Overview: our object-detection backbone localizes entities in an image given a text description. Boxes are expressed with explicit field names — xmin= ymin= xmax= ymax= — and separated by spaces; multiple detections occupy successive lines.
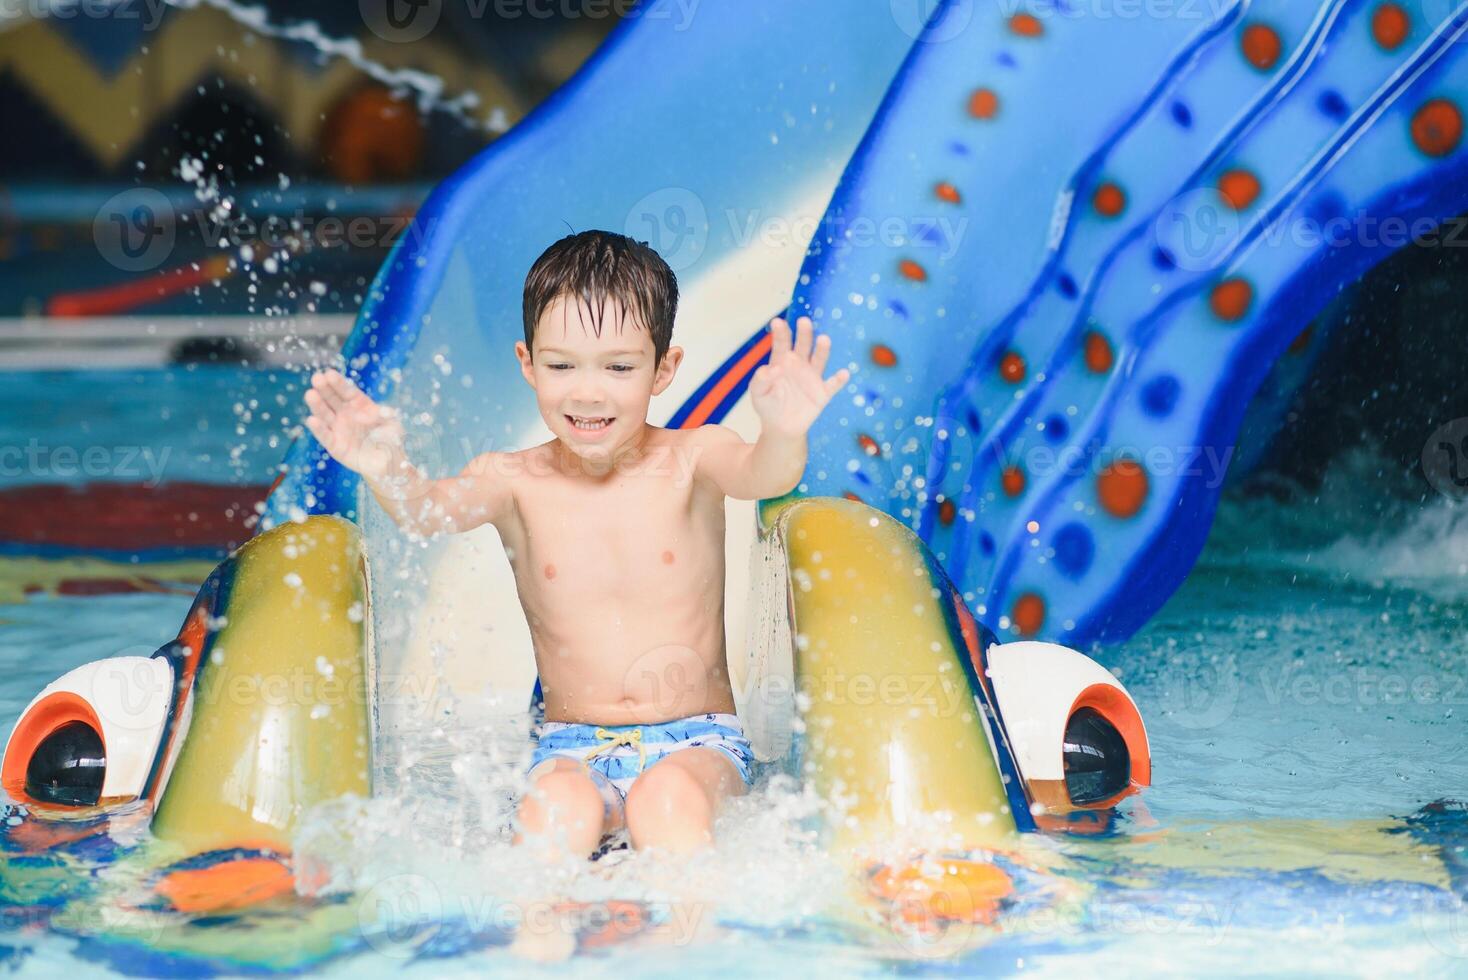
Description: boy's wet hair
xmin=523 ymin=230 xmax=679 ymax=365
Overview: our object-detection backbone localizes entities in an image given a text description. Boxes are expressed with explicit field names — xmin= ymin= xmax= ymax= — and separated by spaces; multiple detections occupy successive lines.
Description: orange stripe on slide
xmin=155 ymin=855 xmax=295 ymax=913
xmin=678 ymin=332 xmax=773 ymax=429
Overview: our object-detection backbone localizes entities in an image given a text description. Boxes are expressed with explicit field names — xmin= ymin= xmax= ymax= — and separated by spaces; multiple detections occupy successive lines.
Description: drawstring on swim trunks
xmin=585 ymin=727 xmax=647 ymax=773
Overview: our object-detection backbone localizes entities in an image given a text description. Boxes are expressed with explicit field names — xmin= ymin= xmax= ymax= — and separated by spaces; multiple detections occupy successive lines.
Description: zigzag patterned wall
xmin=0 ymin=7 xmax=530 ymax=171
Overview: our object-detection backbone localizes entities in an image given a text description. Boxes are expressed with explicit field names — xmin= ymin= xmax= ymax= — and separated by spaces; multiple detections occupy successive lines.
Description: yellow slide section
xmin=151 ymin=516 xmax=372 ymax=853
xmin=763 ymin=497 xmax=1019 ymax=854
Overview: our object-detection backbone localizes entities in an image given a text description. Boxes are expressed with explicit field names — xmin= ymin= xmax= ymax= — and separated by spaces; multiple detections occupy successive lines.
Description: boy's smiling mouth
xmin=567 ymin=414 xmax=614 ymax=431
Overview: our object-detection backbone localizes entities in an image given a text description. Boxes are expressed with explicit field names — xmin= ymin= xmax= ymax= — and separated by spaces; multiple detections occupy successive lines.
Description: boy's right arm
xmin=304 ymin=370 xmax=513 ymax=536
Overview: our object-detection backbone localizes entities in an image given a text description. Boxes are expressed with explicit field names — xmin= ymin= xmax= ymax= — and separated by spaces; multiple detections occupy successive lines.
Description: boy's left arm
xmin=695 ymin=316 xmax=849 ymax=501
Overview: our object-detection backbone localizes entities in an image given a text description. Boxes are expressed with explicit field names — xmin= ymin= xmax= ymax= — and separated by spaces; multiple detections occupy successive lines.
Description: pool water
xmin=1 ymin=367 xmax=1466 ymax=977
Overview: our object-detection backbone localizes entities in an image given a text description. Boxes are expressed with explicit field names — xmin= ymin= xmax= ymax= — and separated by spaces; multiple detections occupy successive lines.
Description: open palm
xmin=749 ymin=316 xmax=850 ymax=436
xmin=303 ymin=369 xmax=406 ymax=480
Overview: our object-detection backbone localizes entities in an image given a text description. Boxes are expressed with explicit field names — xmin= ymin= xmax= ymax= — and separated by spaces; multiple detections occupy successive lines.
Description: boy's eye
xmin=609 ymin=364 xmax=634 ymax=373
xmin=547 ymin=364 xmax=571 ymax=371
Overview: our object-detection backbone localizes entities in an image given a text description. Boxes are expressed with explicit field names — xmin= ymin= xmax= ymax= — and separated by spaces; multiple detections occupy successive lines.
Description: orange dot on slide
xmin=935 ymin=181 xmax=962 ymax=204
xmin=870 ymin=343 xmax=898 ymax=367
xmin=1009 ymin=13 xmax=1044 ymax=37
xmin=1412 ymin=99 xmax=1464 ymax=158
xmin=899 ymin=258 xmax=928 ymax=282
xmin=1372 ymin=4 xmax=1409 ymax=51
xmin=1218 ymin=169 xmax=1261 ymax=210
xmin=1083 ymin=330 xmax=1114 ymax=373
xmin=1092 ymin=182 xmax=1126 ymax=218
xmin=999 ymin=351 xmax=1026 ymax=383
xmin=938 ymin=498 xmax=957 ymax=526
xmin=857 ymin=434 xmax=880 ymax=456
xmin=1097 ymin=459 xmax=1148 ymax=518
xmin=968 ymin=88 xmax=1000 ymax=120
xmin=843 ymin=491 xmax=864 ymax=502
xmin=1011 ymin=593 xmax=1046 ymax=637
xmin=1210 ymin=278 xmax=1254 ymax=322
xmin=1241 ymin=23 xmax=1282 ymax=71
xmin=1001 ymin=466 xmax=1026 ymax=498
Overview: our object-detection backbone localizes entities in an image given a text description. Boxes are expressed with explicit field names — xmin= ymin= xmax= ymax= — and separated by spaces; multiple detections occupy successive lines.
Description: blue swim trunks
xmin=527 ymin=712 xmax=754 ymax=812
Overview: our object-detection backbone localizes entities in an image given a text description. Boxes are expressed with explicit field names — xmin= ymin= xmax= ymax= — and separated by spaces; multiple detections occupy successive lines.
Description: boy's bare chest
xmin=503 ymin=467 xmax=723 ymax=596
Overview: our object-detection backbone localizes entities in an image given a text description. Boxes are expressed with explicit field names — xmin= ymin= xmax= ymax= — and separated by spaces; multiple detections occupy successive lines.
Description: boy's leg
xmin=623 ymin=747 xmax=747 ymax=854
xmin=515 ymin=757 xmax=624 ymax=861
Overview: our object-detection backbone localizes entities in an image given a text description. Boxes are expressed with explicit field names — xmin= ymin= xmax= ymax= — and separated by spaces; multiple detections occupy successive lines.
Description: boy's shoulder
xmin=678 ymin=422 xmax=742 ymax=447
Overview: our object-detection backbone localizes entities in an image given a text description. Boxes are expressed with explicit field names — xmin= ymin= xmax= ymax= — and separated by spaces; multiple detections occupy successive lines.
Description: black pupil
xmin=25 ymin=721 xmax=105 ymax=806
xmin=1062 ymin=707 xmax=1130 ymax=806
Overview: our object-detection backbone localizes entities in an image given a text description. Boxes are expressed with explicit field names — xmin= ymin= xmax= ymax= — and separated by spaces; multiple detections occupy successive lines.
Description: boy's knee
xmin=624 ymin=761 xmax=711 ymax=830
xmin=520 ymin=767 xmax=603 ymax=831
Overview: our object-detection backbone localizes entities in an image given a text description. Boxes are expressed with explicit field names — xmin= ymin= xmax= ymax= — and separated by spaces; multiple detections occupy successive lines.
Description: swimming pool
xmin=1 ymin=365 xmax=1465 ymax=976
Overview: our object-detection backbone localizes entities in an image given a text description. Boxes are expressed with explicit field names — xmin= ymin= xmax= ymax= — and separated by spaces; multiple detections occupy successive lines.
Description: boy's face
xmin=515 ymin=293 xmax=682 ymax=463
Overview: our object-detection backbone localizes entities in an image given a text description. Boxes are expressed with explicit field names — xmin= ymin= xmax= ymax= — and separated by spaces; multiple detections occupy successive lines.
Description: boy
xmin=303 ymin=230 xmax=848 ymax=859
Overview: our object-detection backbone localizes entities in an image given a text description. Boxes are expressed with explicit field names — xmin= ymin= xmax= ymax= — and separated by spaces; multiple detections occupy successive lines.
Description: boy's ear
xmin=651 ymin=345 xmax=683 ymax=396
xmin=514 ymin=341 xmax=536 ymax=389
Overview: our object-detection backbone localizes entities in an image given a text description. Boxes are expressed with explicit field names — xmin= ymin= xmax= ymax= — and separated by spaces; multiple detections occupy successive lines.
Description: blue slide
xmin=266 ymin=0 xmax=1468 ymax=647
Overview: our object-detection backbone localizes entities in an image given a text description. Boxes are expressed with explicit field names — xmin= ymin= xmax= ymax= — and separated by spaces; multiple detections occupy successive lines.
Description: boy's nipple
xmin=661 ymin=550 xmax=675 ymax=565
xmin=544 ymin=563 xmax=557 ymax=581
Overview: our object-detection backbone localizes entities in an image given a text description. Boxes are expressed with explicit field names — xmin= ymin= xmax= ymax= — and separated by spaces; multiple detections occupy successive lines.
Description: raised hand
xmin=748 ymin=316 xmax=850 ymax=437
xmin=303 ymin=369 xmax=410 ymax=482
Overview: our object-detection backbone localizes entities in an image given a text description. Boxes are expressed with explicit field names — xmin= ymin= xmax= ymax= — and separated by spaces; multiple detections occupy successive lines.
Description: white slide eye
xmin=2 ymin=656 xmax=174 ymax=808
xmin=985 ymin=640 xmax=1151 ymax=812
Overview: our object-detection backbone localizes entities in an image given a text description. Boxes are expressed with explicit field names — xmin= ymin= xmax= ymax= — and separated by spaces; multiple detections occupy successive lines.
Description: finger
xmin=325 ymin=370 xmax=366 ymax=408
xmin=793 ymin=316 xmax=814 ymax=361
xmin=823 ymin=368 xmax=850 ymax=397
xmin=304 ymin=414 xmax=334 ymax=451
xmin=750 ymin=364 xmax=772 ymax=395
xmin=304 ymin=387 xmax=338 ymax=427
xmin=810 ymin=333 xmax=832 ymax=375
xmin=768 ymin=317 xmax=792 ymax=364
xmin=312 ymin=371 xmax=351 ymax=414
